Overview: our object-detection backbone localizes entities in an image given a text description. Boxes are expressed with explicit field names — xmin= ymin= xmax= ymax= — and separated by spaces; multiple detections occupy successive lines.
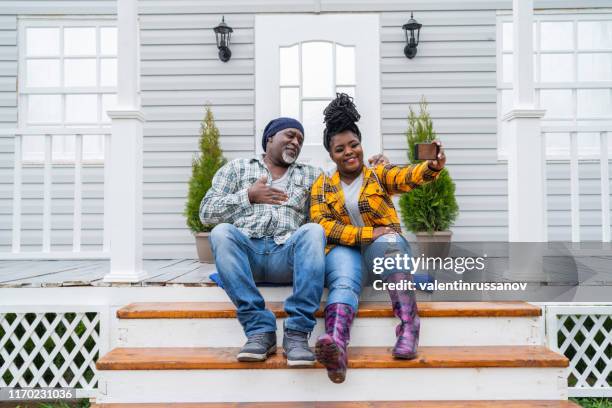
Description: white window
xmin=497 ymin=12 xmax=612 ymax=158
xmin=279 ymin=41 xmax=356 ymax=147
xmin=18 ymin=18 xmax=117 ymax=162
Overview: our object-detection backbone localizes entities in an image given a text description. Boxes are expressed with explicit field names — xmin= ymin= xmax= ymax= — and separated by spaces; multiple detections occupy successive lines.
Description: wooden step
xmin=117 ymin=301 xmax=541 ymax=319
xmin=115 ymin=302 xmax=543 ymax=348
xmin=96 ymin=346 xmax=568 ymax=402
xmin=96 ymin=345 xmax=567 ymax=371
xmin=92 ymin=401 xmax=581 ymax=408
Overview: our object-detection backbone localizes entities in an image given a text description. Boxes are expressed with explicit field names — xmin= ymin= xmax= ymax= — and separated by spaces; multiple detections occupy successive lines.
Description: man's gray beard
xmin=282 ymin=150 xmax=297 ymax=164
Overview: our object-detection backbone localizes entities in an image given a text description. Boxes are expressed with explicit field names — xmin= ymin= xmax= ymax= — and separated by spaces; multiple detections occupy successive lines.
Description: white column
xmin=103 ymin=0 xmax=147 ymax=282
xmin=504 ymin=0 xmax=546 ymax=242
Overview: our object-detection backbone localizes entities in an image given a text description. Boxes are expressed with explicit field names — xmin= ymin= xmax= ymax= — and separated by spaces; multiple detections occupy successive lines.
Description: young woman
xmin=309 ymin=93 xmax=446 ymax=383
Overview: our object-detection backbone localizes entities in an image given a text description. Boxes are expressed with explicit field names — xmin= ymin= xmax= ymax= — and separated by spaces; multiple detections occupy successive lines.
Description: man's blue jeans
xmin=325 ymin=233 xmax=413 ymax=311
xmin=209 ymin=223 xmax=326 ymax=336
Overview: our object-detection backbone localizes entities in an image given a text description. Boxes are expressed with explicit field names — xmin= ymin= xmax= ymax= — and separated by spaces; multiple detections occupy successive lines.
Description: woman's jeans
xmin=325 ymin=233 xmax=413 ymax=310
xmin=210 ymin=223 xmax=326 ymax=337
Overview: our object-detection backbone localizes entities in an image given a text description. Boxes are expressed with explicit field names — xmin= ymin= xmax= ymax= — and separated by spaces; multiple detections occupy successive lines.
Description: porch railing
xmin=3 ymin=129 xmax=111 ymax=260
xmin=541 ymin=125 xmax=612 ymax=243
xmin=545 ymin=304 xmax=612 ymax=397
xmin=0 ymin=305 xmax=110 ymax=398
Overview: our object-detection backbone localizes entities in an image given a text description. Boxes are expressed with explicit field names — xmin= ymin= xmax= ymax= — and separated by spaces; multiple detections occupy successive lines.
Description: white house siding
xmin=0 ymin=0 xmax=611 ymax=257
xmin=0 ymin=15 xmax=17 ymax=253
xmin=139 ymin=13 xmax=256 ymax=258
xmin=379 ymin=9 xmax=505 ymax=242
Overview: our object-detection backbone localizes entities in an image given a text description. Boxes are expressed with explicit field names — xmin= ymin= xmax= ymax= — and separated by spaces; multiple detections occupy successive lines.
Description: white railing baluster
xmin=103 ymin=132 xmax=111 ymax=253
xmin=542 ymin=131 xmax=548 ymax=242
xmin=569 ymin=131 xmax=580 ymax=243
xmin=43 ymin=134 xmax=53 ymax=253
xmin=73 ymin=134 xmax=83 ymax=252
xmin=1 ymin=127 xmax=111 ymax=260
xmin=12 ymin=133 xmax=22 ymax=253
xmin=601 ymin=131 xmax=610 ymax=243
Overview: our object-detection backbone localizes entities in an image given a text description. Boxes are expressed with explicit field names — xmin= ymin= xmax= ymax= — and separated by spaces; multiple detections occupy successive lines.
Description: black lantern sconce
xmin=213 ymin=16 xmax=233 ymax=62
xmin=402 ymin=12 xmax=422 ymax=59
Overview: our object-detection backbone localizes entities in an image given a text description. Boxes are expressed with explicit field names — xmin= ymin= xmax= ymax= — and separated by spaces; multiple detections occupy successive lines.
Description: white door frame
xmin=255 ymin=14 xmax=381 ymax=167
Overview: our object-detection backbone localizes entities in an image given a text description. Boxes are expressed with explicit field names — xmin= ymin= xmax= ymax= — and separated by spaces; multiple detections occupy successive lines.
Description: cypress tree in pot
xmin=184 ymin=106 xmax=226 ymax=262
xmin=399 ymin=99 xmax=459 ymax=260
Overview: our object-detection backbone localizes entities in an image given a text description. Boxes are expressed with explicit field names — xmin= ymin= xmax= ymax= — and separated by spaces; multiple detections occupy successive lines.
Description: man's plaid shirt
xmin=199 ymin=156 xmax=321 ymax=244
xmin=310 ymin=161 xmax=440 ymax=253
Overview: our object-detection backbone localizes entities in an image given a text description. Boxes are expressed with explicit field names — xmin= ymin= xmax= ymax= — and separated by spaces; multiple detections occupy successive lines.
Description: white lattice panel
xmin=545 ymin=305 xmax=612 ymax=397
xmin=0 ymin=307 xmax=109 ymax=398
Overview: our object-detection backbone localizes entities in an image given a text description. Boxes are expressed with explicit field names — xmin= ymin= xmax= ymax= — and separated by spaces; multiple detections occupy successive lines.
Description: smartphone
xmin=414 ymin=143 xmax=440 ymax=161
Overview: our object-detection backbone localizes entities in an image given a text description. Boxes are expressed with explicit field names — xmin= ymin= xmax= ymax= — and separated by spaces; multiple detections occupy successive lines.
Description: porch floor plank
xmin=0 ymin=256 xmax=610 ymax=288
xmin=166 ymin=262 xmax=216 ymax=286
xmin=0 ymin=259 xmax=218 ymax=287
xmin=0 ymin=260 xmax=97 ymax=287
xmin=22 ymin=262 xmax=109 ymax=287
xmin=144 ymin=259 xmax=201 ymax=284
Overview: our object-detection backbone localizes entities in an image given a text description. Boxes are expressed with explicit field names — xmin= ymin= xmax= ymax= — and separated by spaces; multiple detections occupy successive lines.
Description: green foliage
xmin=405 ymin=99 xmax=436 ymax=165
xmin=571 ymin=398 xmax=612 ymax=408
xmin=36 ymin=400 xmax=90 ymax=408
xmin=184 ymin=106 xmax=226 ymax=233
xmin=398 ymin=98 xmax=459 ymax=233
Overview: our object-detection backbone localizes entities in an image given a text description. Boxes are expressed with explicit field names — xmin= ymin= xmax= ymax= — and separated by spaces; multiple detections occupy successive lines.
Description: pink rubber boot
xmin=314 ymin=303 xmax=356 ymax=383
xmin=386 ymin=272 xmax=420 ymax=359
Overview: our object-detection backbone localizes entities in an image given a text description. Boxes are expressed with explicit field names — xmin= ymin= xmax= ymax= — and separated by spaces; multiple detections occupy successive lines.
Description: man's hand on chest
xmin=247 ymin=176 xmax=289 ymax=205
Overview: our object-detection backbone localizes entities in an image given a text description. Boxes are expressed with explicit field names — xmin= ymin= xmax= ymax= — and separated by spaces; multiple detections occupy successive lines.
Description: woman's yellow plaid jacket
xmin=309 ymin=161 xmax=440 ymax=253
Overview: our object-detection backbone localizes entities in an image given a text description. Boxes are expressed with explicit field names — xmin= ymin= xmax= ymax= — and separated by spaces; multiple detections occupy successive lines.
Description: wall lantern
xmin=402 ymin=12 xmax=422 ymax=59
xmin=213 ymin=16 xmax=233 ymax=62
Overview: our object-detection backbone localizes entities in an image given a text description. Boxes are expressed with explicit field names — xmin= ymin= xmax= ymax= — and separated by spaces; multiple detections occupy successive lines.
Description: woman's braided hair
xmin=323 ymin=93 xmax=361 ymax=152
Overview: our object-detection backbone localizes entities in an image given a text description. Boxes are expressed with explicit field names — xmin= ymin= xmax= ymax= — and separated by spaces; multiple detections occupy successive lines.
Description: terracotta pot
xmin=414 ymin=230 xmax=453 ymax=260
xmin=195 ymin=232 xmax=214 ymax=263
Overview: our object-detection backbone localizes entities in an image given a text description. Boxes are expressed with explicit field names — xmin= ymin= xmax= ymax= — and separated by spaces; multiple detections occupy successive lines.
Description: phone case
xmin=414 ymin=143 xmax=439 ymax=161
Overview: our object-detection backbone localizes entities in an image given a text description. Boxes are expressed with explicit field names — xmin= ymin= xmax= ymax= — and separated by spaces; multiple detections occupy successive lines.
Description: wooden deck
xmin=0 ymin=254 xmax=610 ymax=288
xmin=0 ymin=259 xmax=217 ymax=288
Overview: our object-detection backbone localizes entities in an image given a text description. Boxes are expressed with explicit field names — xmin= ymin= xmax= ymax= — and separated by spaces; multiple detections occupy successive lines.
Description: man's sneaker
xmin=237 ymin=332 xmax=277 ymax=362
xmin=283 ymin=327 xmax=315 ymax=367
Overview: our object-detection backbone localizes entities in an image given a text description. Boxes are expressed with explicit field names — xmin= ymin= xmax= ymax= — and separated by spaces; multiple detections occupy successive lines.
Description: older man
xmin=200 ymin=117 xmax=386 ymax=366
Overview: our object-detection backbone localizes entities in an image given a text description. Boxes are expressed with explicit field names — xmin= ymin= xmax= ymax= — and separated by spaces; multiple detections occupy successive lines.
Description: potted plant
xmin=399 ymin=98 xmax=459 ymax=260
xmin=184 ymin=106 xmax=226 ymax=263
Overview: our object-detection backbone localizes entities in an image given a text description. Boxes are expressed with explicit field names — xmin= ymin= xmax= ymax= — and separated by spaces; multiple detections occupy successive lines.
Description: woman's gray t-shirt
xmin=340 ymin=172 xmax=365 ymax=227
